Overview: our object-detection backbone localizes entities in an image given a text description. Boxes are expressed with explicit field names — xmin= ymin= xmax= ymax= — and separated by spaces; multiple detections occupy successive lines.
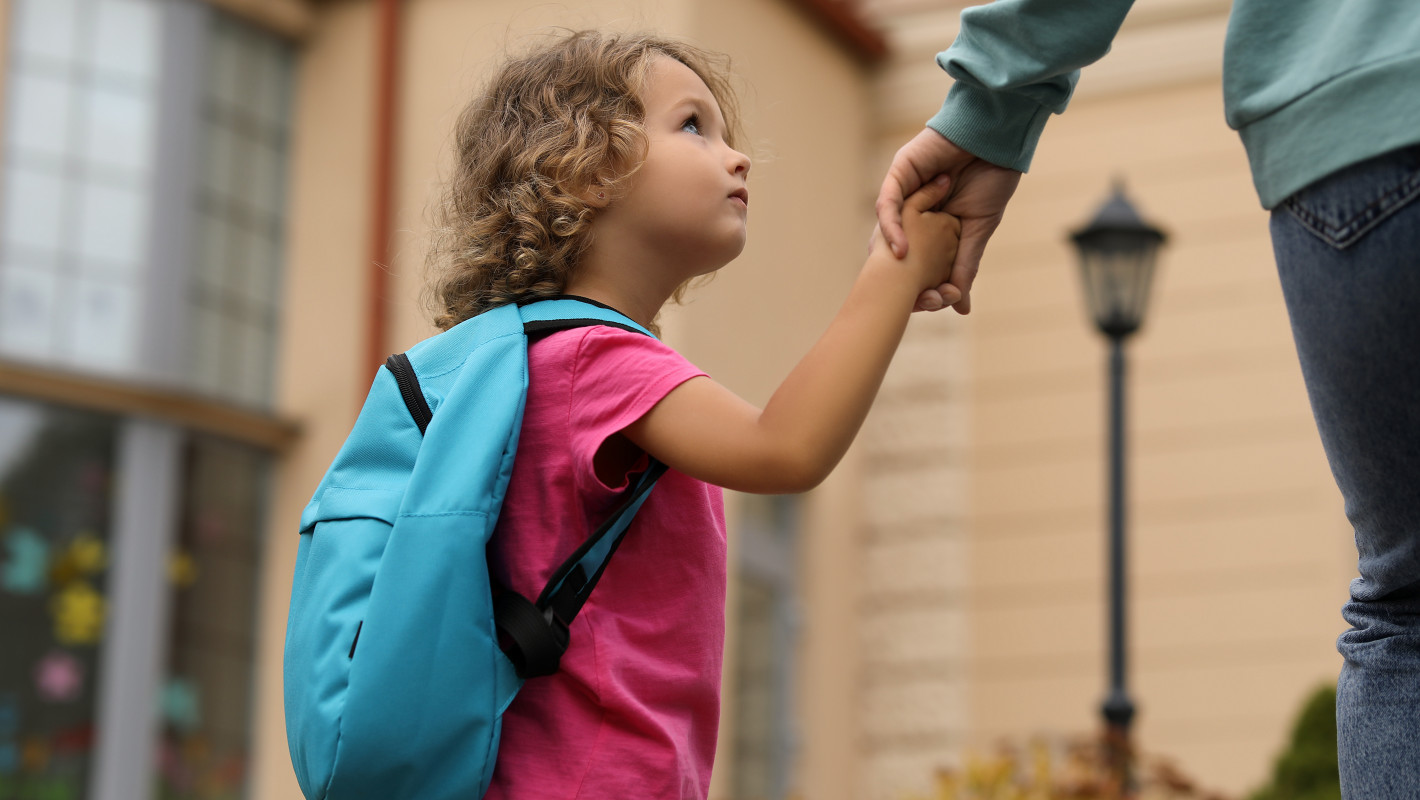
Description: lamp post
xmin=1068 ymin=182 xmax=1167 ymax=794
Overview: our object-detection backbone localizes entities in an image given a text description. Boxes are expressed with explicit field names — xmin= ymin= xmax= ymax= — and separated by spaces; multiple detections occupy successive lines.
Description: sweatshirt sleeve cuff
xmin=925 ymin=81 xmax=1054 ymax=173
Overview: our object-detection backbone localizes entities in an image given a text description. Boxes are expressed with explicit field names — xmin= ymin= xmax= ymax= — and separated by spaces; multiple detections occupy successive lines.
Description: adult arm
xmin=880 ymin=0 xmax=1138 ymax=313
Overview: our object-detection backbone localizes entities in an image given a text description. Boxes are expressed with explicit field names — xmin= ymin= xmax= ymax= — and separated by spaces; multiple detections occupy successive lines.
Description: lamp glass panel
xmin=1077 ymin=232 xmax=1159 ymax=333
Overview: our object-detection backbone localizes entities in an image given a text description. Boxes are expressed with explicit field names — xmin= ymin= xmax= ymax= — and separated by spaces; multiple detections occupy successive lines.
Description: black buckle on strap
xmin=494 ymin=591 xmax=570 ymax=679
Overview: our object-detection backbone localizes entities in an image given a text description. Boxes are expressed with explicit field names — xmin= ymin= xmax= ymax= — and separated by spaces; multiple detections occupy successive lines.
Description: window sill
xmin=0 ymin=358 xmax=300 ymax=452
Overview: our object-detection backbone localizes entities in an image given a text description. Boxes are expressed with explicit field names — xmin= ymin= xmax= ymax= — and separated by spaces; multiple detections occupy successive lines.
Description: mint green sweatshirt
xmin=927 ymin=0 xmax=1420 ymax=208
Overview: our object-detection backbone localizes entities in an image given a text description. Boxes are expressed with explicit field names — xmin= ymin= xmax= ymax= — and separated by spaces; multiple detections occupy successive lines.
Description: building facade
xmin=0 ymin=1 xmax=1351 ymax=799
xmin=867 ymin=1 xmax=1349 ymax=794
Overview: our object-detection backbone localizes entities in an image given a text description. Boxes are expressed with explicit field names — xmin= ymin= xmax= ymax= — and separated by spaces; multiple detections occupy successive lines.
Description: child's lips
xmin=729 ymin=188 xmax=749 ymax=208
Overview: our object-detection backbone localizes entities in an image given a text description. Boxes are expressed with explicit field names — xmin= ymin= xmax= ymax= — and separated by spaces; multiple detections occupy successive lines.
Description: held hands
xmin=870 ymin=174 xmax=962 ymax=302
xmin=875 ymin=128 xmax=1022 ymax=314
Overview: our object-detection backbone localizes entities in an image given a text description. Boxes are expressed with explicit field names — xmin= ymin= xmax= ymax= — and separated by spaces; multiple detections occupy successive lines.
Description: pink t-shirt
xmin=484 ymin=326 xmax=727 ymax=800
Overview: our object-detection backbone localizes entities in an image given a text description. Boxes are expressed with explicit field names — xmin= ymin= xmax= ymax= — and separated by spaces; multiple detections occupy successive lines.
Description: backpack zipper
xmin=349 ymin=621 xmax=363 ymax=659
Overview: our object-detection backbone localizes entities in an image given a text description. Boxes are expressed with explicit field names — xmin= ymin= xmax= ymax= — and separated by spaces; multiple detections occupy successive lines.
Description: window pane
xmin=0 ymin=398 xmax=120 ymax=800
xmin=188 ymin=302 xmax=224 ymax=397
xmin=243 ymin=230 xmax=277 ymax=312
xmin=205 ymin=22 xmax=244 ymax=113
xmin=193 ymin=212 xmax=228 ymax=295
xmin=75 ymin=181 xmax=148 ymax=267
xmin=2 ymin=165 xmax=68 ymax=255
xmin=257 ymin=327 xmax=276 ymax=403
xmin=69 ymin=277 xmax=138 ymax=372
xmin=156 ymin=435 xmax=269 ymax=800
xmin=9 ymin=69 xmax=75 ymax=160
xmin=81 ymin=86 xmax=154 ymax=174
xmin=200 ymin=121 xmax=236 ymax=202
xmin=89 ymin=0 xmax=161 ymax=82
xmin=0 ymin=263 xmax=60 ymax=358
xmin=733 ymin=576 xmax=780 ymax=800
xmin=731 ymin=494 xmax=800 ymax=800
xmin=236 ymin=322 xmax=269 ymax=407
xmin=251 ymin=43 xmax=292 ymax=131
xmin=235 ymin=226 xmax=267 ymax=306
xmin=246 ymin=137 xmax=283 ymax=218
xmin=13 ymin=0 xmax=81 ymax=65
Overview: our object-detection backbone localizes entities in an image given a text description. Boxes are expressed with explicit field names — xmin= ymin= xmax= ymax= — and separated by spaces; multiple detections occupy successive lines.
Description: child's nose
xmin=729 ymin=148 xmax=751 ymax=178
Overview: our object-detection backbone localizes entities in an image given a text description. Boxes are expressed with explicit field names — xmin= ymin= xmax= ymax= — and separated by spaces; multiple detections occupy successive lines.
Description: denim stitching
xmin=1285 ymin=154 xmax=1420 ymax=250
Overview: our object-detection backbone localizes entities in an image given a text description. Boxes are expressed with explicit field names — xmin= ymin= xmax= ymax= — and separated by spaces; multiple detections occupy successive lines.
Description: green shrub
xmin=1247 ymin=684 xmax=1340 ymax=800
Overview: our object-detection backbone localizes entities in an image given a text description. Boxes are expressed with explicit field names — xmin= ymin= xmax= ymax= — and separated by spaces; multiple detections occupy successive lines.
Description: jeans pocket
xmin=1283 ymin=144 xmax=1420 ymax=250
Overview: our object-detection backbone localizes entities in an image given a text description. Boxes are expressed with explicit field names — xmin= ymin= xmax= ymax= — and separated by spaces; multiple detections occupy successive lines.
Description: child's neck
xmin=561 ymin=271 xmax=668 ymax=332
xmin=566 ymin=231 xmax=716 ymax=331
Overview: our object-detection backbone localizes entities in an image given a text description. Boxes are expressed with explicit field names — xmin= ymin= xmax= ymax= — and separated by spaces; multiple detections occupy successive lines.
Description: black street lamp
xmin=1069 ymin=181 xmax=1167 ymax=792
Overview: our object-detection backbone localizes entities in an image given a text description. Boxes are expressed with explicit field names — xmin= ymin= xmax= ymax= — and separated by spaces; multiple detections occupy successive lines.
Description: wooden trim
xmin=0 ymin=360 xmax=301 ymax=453
xmin=196 ymin=0 xmax=315 ymax=40
xmin=783 ymin=0 xmax=889 ymax=63
xmin=366 ymin=0 xmax=401 ymax=384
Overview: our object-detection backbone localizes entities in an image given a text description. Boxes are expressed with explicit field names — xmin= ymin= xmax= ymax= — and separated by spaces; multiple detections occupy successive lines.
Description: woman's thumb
xmin=905 ymin=173 xmax=952 ymax=212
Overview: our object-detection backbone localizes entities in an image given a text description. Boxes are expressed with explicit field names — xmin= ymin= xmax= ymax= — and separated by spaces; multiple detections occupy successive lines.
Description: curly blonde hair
xmin=425 ymin=30 xmax=743 ymax=331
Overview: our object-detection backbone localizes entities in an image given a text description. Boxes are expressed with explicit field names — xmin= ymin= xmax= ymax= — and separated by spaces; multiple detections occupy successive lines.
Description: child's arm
xmin=622 ymin=176 xmax=962 ymax=494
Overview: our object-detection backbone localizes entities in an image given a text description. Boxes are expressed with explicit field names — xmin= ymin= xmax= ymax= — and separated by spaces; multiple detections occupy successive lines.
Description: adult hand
xmin=870 ymin=175 xmax=963 ymax=295
xmin=876 ymin=128 xmax=1022 ymax=314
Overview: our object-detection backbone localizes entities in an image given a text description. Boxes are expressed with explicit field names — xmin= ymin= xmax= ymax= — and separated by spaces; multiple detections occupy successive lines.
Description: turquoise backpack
xmin=283 ymin=298 xmax=666 ymax=800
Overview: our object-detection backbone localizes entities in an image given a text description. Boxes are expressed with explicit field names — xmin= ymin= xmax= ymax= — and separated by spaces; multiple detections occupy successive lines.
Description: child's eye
xmin=680 ymin=115 xmax=701 ymax=135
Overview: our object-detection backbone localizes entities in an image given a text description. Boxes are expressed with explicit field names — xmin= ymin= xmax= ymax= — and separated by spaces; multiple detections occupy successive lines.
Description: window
xmin=0 ymin=0 xmax=296 ymax=410
xmin=187 ymin=14 xmax=294 ymax=406
xmin=0 ymin=0 xmax=163 ymax=373
xmin=0 ymin=400 xmax=118 ymax=797
xmin=0 ymin=396 xmax=273 ymax=800
xmin=0 ymin=2 xmax=293 ymax=798
xmin=731 ymin=494 xmax=800 ymax=800
xmin=157 ymin=434 xmax=270 ymax=799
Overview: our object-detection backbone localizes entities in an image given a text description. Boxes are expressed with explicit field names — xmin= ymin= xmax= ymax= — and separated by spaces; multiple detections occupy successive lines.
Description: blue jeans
xmin=1270 ymin=144 xmax=1420 ymax=798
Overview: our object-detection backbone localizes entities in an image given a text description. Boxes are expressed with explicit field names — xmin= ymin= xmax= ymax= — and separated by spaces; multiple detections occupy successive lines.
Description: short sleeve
xmin=566 ymin=327 xmax=707 ymax=495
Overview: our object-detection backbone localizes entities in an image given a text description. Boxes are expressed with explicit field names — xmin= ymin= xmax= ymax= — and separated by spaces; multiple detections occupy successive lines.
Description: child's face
xmin=606 ymin=57 xmax=751 ymax=274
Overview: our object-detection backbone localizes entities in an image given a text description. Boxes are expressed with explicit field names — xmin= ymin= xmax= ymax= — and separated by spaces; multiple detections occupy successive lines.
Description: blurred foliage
xmin=900 ymin=731 xmax=1231 ymax=800
xmin=1247 ymin=684 xmax=1340 ymax=800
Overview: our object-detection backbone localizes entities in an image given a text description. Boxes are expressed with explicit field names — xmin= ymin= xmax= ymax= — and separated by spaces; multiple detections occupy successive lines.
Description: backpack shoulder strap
xmin=384 ymin=353 xmax=432 ymax=434
xmin=493 ymin=457 xmax=667 ymax=679
xmin=382 ymin=296 xmax=667 ymax=680
xmin=508 ymin=296 xmax=665 ymax=677
xmin=381 ymin=296 xmax=650 ymax=432
xmin=518 ymin=294 xmax=656 ymax=337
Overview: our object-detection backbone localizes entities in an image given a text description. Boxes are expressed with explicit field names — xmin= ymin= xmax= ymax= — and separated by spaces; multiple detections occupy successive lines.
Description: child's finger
xmin=904 ymin=173 xmax=952 ymax=213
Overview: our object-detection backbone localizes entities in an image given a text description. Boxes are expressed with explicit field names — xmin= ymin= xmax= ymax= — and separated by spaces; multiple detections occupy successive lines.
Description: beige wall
xmin=386 ymin=0 xmax=696 ymax=350
xmin=870 ymin=0 xmax=1352 ymax=796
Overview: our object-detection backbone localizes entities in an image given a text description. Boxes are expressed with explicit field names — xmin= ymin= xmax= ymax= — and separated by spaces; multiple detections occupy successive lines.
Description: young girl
xmin=424 ymin=31 xmax=960 ymax=800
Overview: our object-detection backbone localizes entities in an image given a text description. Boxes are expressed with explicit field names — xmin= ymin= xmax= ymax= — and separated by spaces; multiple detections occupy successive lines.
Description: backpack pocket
xmin=325 ymin=511 xmax=523 ymax=800
xmin=284 ymin=488 xmax=402 ymax=800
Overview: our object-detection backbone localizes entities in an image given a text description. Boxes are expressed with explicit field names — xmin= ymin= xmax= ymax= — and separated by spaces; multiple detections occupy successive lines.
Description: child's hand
xmin=871 ymin=175 xmax=962 ymax=299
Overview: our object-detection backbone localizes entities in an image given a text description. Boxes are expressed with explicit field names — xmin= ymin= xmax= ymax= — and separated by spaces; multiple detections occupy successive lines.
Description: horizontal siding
xmin=964 ymin=65 xmax=1346 ymax=796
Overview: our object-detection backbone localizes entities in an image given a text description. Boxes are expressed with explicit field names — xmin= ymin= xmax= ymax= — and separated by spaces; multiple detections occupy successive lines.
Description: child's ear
xmin=579 ymin=181 xmax=612 ymax=208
